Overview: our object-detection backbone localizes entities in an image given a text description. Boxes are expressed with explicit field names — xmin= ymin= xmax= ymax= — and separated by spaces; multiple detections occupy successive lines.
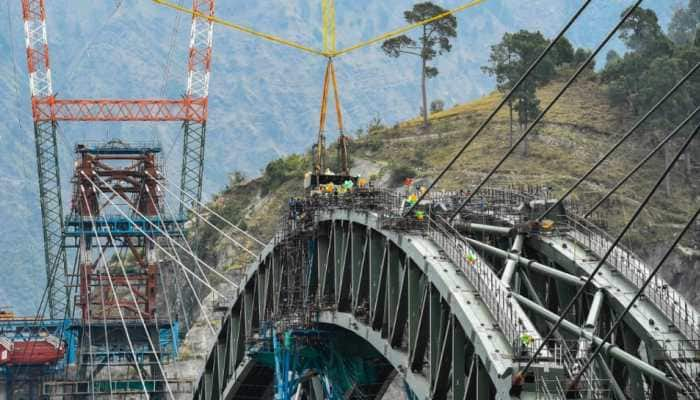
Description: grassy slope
xmin=200 ymin=72 xmax=699 ymax=301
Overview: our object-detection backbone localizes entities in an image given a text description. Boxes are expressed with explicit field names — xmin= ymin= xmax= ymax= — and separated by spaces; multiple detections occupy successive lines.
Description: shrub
xmin=430 ymin=99 xmax=445 ymax=114
xmin=262 ymin=154 xmax=308 ymax=192
xmin=368 ymin=115 xmax=384 ymax=134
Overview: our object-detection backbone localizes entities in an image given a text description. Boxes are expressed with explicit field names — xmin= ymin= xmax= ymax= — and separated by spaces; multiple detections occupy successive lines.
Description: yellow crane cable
xmin=322 ymin=0 xmax=336 ymax=53
xmin=153 ymin=0 xmax=488 ymax=58
xmin=152 ymin=0 xmax=326 ymax=56
xmin=333 ymin=0 xmax=487 ymax=56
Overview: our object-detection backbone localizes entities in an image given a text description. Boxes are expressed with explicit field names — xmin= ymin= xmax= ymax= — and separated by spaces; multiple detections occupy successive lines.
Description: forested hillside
xmin=0 ymin=0 xmax=685 ymax=313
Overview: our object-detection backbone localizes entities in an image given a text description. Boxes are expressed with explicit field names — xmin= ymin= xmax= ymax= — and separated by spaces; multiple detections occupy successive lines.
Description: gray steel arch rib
xmin=193 ymin=204 xmax=695 ymax=400
xmin=193 ymin=209 xmax=565 ymax=400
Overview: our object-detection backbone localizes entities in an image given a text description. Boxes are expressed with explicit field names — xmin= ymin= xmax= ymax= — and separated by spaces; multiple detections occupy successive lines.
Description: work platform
xmin=64 ymin=215 xmax=186 ymax=239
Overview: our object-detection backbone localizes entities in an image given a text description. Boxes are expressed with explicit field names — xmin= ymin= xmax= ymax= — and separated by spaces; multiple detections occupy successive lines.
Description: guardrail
xmin=427 ymin=216 xmax=523 ymax=349
xmin=563 ymin=215 xmax=700 ymax=342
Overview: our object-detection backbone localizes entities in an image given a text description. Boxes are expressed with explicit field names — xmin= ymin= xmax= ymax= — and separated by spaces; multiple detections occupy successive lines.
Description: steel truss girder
xmin=31 ymin=98 xmax=207 ymax=122
xmin=190 ymin=193 xmax=700 ymax=400
xmin=529 ymin=236 xmax=697 ymax=350
xmin=193 ymin=210 xmax=564 ymax=400
xmin=514 ymin=293 xmax=684 ymax=393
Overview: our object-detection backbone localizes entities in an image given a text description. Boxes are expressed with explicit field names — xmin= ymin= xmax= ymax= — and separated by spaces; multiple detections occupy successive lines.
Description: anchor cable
xmin=518 ymin=122 xmax=698 ymax=377
xmin=405 ymin=0 xmax=595 ymax=216
xmin=584 ymin=105 xmax=700 ymax=218
xmin=568 ymin=204 xmax=700 ymax=393
xmin=538 ymin=62 xmax=700 ymax=221
xmin=447 ymin=0 xmax=645 ymax=222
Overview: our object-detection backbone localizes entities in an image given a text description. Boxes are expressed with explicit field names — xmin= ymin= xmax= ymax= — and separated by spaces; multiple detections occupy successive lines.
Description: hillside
xmin=197 ymin=73 xmax=700 ymax=308
xmin=0 ymin=0 xmax=681 ymax=314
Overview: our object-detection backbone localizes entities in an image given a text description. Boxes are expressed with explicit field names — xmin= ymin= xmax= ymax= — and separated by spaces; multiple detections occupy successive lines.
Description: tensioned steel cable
xmin=143 ymin=187 xmax=180 ymax=349
xmin=448 ymin=0 xmax=645 ymax=222
xmin=145 ymin=188 xmax=217 ymax=336
xmin=150 ymin=180 xmax=258 ymax=257
xmin=404 ymin=0 xmax=595 ymax=217
xmin=584 ymin=106 xmax=700 ymax=218
xmin=84 ymin=172 xmax=232 ymax=293
xmin=518 ymin=122 xmax=699 ymax=377
xmin=147 ymin=186 xmax=211 ymax=286
xmin=147 ymin=187 xmax=201 ymax=338
xmin=83 ymin=174 xmax=225 ymax=295
xmin=169 ymin=258 xmax=192 ymax=332
xmin=157 ymin=262 xmax=178 ymax=346
xmin=80 ymin=186 xmax=151 ymax=399
xmin=569 ymin=204 xmax=700 ymax=394
xmin=97 ymin=272 xmax=115 ymax=400
xmin=82 ymin=239 xmax=97 ymax=400
xmin=149 ymin=172 xmax=265 ymax=247
xmin=538 ymin=62 xmax=700 ymax=221
xmin=94 ymin=194 xmax=178 ymax=400
xmin=100 ymin=234 xmax=178 ymax=400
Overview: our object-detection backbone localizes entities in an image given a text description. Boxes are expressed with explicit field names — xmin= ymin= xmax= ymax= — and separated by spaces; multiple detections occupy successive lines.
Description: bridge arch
xmin=193 ymin=208 xmax=561 ymax=400
xmin=194 ymin=195 xmax=698 ymax=400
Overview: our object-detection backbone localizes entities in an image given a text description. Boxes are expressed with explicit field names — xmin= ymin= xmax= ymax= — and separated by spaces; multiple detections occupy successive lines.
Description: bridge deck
xmin=538 ymin=231 xmax=692 ymax=346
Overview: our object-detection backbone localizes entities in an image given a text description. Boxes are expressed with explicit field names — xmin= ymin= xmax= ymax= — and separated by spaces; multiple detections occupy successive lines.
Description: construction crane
xmin=154 ymin=0 xmax=488 ymax=58
xmin=20 ymin=0 xmax=214 ymax=320
xmin=312 ymin=0 xmax=351 ymax=186
xmin=155 ymin=0 xmax=488 ymax=192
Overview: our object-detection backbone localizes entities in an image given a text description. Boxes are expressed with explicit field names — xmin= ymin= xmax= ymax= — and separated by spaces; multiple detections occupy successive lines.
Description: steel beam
xmin=465 ymin=237 xmax=587 ymax=287
xmin=456 ymin=222 xmax=515 ymax=236
xmin=180 ymin=121 xmax=207 ymax=214
xmin=34 ymin=121 xmax=70 ymax=319
xmin=596 ymin=354 xmax=628 ymax=400
xmin=501 ymin=233 xmax=525 ymax=286
xmin=578 ymin=290 xmax=604 ymax=359
xmin=514 ymin=293 xmax=684 ymax=393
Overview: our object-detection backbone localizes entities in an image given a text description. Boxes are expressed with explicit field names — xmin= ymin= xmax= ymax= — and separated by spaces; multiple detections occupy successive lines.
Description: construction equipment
xmin=19 ymin=0 xmax=215 ymax=321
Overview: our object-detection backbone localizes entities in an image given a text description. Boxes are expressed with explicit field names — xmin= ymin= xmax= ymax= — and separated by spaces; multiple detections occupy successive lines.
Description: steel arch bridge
xmin=193 ymin=190 xmax=700 ymax=400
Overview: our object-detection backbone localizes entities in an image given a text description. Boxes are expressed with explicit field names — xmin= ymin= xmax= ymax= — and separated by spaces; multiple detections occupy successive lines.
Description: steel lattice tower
xmin=19 ymin=0 xmax=215 ymax=319
xmin=180 ymin=0 xmax=215 ymax=214
xmin=21 ymin=0 xmax=69 ymax=319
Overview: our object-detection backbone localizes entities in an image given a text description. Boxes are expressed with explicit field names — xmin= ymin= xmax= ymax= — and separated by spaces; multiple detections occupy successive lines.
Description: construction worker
xmin=406 ymin=193 xmax=418 ymax=205
xmin=415 ymin=210 xmax=425 ymax=221
xmin=520 ymin=332 xmax=534 ymax=355
xmin=342 ymin=179 xmax=354 ymax=191
xmin=465 ymin=252 xmax=477 ymax=267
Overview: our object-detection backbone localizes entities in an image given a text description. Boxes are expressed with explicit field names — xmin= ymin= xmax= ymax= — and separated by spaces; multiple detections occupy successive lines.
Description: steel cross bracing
xmin=19 ymin=0 xmax=216 ymax=320
xmin=31 ymin=98 xmax=208 ymax=122
xmin=192 ymin=188 xmax=700 ymax=400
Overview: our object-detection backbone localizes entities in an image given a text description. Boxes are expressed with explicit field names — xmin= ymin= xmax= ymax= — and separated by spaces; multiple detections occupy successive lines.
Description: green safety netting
xmin=250 ymin=330 xmax=381 ymax=399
